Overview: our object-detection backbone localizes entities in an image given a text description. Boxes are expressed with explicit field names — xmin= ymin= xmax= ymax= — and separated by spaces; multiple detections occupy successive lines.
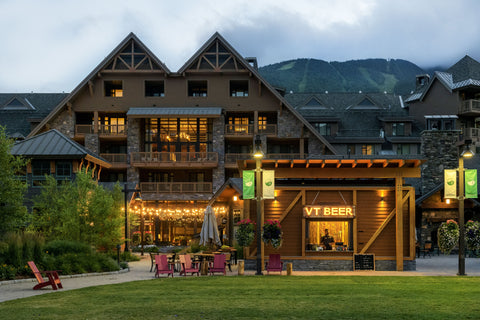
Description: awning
xmin=127 ymin=107 xmax=222 ymax=118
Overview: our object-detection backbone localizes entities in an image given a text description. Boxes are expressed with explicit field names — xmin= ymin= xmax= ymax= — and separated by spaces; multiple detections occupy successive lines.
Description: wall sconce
xmin=233 ymin=195 xmax=238 ymax=201
xmin=446 ymin=198 xmax=451 ymax=205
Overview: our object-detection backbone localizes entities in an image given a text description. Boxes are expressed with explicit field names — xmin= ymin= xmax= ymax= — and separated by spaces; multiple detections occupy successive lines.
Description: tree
xmin=0 ymin=125 xmax=28 ymax=234
xmin=32 ymin=169 xmax=123 ymax=252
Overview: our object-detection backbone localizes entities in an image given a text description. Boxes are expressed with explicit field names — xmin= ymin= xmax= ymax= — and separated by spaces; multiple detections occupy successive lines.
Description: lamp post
xmin=122 ymin=183 xmax=141 ymax=253
xmin=458 ymin=145 xmax=474 ymax=276
xmin=253 ymin=135 xmax=264 ymax=276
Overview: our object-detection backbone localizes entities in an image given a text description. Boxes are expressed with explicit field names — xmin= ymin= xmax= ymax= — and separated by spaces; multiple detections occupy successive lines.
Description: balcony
xmin=99 ymin=153 xmax=128 ymax=168
xmin=266 ymin=153 xmax=306 ymax=160
xmin=225 ymin=124 xmax=254 ymax=137
xmin=464 ymin=127 xmax=480 ymax=142
xmin=130 ymin=152 xmax=218 ymax=168
xmin=225 ymin=153 xmax=252 ymax=168
xmin=140 ymin=182 xmax=212 ymax=194
xmin=459 ymin=99 xmax=480 ymax=116
xmin=74 ymin=124 xmax=127 ymax=138
xmin=258 ymin=124 xmax=277 ymax=136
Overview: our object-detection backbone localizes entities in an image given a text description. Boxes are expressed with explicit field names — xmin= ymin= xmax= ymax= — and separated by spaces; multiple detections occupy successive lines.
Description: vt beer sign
xmin=303 ymin=205 xmax=355 ymax=218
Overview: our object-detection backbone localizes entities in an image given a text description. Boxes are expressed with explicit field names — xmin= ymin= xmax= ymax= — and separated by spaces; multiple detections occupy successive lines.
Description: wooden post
xmin=395 ymin=175 xmax=404 ymax=271
xmin=286 ymin=263 xmax=293 ymax=276
xmin=238 ymin=260 xmax=244 ymax=275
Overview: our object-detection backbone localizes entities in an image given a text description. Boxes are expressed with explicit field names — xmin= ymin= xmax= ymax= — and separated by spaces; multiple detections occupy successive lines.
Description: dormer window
xmin=392 ymin=123 xmax=405 ymax=136
xmin=313 ymin=123 xmax=331 ymax=135
xmin=105 ymin=80 xmax=123 ymax=97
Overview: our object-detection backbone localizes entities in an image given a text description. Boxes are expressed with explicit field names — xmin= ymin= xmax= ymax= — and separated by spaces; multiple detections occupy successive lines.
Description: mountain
xmin=258 ymin=58 xmax=426 ymax=95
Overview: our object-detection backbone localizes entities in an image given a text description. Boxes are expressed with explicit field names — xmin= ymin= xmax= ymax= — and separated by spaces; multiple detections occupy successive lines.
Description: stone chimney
xmin=415 ymin=74 xmax=430 ymax=91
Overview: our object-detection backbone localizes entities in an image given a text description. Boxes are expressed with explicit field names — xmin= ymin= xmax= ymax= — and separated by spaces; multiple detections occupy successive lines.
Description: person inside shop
xmin=321 ymin=229 xmax=335 ymax=250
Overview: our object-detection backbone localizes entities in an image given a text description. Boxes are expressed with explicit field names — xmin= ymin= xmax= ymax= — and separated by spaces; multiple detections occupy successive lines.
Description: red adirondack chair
xmin=179 ymin=254 xmax=199 ymax=276
xmin=154 ymin=254 xmax=174 ymax=278
xmin=27 ymin=261 xmax=63 ymax=290
xmin=265 ymin=254 xmax=284 ymax=275
xmin=209 ymin=254 xmax=226 ymax=276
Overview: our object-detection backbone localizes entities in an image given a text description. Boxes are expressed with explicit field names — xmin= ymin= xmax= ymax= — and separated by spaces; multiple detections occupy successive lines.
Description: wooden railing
xmin=459 ymin=99 xmax=480 ymax=114
xmin=225 ymin=153 xmax=252 ymax=165
xmin=140 ymin=182 xmax=212 ymax=193
xmin=258 ymin=124 xmax=277 ymax=135
xmin=131 ymin=152 xmax=218 ymax=167
xmin=266 ymin=153 xmax=306 ymax=159
xmin=75 ymin=124 xmax=127 ymax=136
xmin=225 ymin=124 xmax=254 ymax=136
xmin=99 ymin=153 xmax=128 ymax=164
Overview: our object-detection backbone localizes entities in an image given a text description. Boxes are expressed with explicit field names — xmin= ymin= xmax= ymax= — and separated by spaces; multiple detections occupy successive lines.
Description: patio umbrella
xmin=199 ymin=205 xmax=221 ymax=246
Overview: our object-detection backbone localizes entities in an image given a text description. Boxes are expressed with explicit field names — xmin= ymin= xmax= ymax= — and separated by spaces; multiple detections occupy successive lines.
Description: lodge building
xmin=4 ymin=32 xmax=424 ymax=271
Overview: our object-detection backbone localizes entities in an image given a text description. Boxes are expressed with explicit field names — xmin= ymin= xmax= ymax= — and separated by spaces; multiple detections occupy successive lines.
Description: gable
xmin=183 ymin=38 xmax=248 ymax=72
xmin=348 ymin=97 xmax=381 ymax=110
xmin=2 ymin=97 xmax=35 ymax=110
xmin=301 ymin=97 xmax=328 ymax=110
xmin=103 ymin=38 xmax=168 ymax=73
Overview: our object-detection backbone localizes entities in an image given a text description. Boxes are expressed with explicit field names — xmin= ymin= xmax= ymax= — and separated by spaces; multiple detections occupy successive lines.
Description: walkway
xmin=1 ymin=254 xmax=479 ymax=303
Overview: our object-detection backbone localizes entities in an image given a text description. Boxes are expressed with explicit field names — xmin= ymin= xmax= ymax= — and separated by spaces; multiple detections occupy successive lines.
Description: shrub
xmin=0 ymin=264 xmax=17 ymax=280
xmin=438 ymin=220 xmax=459 ymax=254
xmin=44 ymin=240 xmax=92 ymax=256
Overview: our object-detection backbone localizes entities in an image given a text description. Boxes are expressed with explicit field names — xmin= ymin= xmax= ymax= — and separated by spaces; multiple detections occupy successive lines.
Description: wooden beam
xmin=353 ymin=190 xmax=358 ymax=253
xmin=273 ymin=167 xmax=421 ymax=179
xmin=360 ymin=192 xmax=410 ymax=254
xmin=279 ymin=191 xmax=303 ymax=224
xmin=408 ymin=187 xmax=416 ymax=259
xmin=395 ymin=175 xmax=404 ymax=271
xmin=88 ymin=81 xmax=94 ymax=97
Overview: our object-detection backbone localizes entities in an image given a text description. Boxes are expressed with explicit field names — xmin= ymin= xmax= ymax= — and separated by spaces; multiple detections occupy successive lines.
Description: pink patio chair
xmin=154 ymin=254 xmax=174 ymax=278
xmin=209 ymin=254 xmax=226 ymax=276
xmin=179 ymin=254 xmax=199 ymax=276
xmin=265 ymin=254 xmax=284 ymax=275
xmin=27 ymin=261 xmax=63 ymax=290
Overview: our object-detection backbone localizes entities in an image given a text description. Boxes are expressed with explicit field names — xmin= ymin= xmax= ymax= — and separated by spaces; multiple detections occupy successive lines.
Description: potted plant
xmin=235 ymin=219 xmax=256 ymax=247
xmin=465 ymin=220 xmax=480 ymax=252
xmin=262 ymin=220 xmax=283 ymax=249
xmin=437 ymin=219 xmax=459 ymax=254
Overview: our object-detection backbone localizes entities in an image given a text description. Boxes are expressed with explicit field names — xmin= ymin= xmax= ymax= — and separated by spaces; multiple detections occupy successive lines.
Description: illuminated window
xmin=104 ymin=80 xmax=123 ymax=97
xmin=306 ymin=220 xmax=351 ymax=251
xmin=362 ymin=144 xmax=373 ymax=155
xmin=228 ymin=116 xmax=250 ymax=133
xmin=258 ymin=116 xmax=267 ymax=131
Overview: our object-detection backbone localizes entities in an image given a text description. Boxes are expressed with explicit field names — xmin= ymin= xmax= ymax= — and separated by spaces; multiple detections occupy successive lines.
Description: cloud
xmin=0 ymin=0 xmax=479 ymax=92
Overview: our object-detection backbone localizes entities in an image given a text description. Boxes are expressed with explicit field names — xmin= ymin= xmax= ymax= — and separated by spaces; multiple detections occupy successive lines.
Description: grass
xmin=1 ymin=276 xmax=480 ymax=319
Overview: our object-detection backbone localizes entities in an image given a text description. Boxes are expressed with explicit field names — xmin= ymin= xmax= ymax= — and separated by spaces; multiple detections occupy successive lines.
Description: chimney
xmin=415 ymin=74 xmax=430 ymax=90
xmin=245 ymin=57 xmax=258 ymax=70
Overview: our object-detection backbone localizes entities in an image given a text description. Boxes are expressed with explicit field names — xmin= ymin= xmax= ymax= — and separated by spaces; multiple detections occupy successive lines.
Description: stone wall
xmin=421 ymin=130 xmax=460 ymax=194
xmin=212 ymin=115 xmax=225 ymax=193
xmin=244 ymin=258 xmax=416 ymax=271
xmin=49 ymin=108 xmax=75 ymax=138
xmin=127 ymin=118 xmax=140 ymax=184
xmin=84 ymin=134 xmax=99 ymax=155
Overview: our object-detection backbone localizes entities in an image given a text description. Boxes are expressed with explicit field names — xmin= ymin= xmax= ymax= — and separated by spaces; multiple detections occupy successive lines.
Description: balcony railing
xmin=131 ymin=152 xmax=218 ymax=167
xmin=266 ymin=153 xmax=306 ymax=159
xmin=140 ymin=182 xmax=212 ymax=193
xmin=225 ymin=124 xmax=254 ymax=136
xmin=258 ymin=124 xmax=277 ymax=135
xmin=99 ymin=153 xmax=128 ymax=166
xmin=459 ymin=99 xmax=480 ymax=115
xmin=464 ymin=127 xmax=480 ymax=140
xmin=225 ymin=153 xmax=252 ymax=166
xmin=75 ymin=124 xmax=127 ymax=136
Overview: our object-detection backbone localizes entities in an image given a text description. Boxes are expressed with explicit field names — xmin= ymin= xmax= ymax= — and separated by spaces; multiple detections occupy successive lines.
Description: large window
xmin=56 ymin=162 xmax=71 ymax=179
xmin=145 ymin=80 xmax=165 ymax=97
xmin=32 ymin=160 xmax=50 ymax=187
xmin=361 ymin=144 xmax=373 ymax=155
xmin=230 ymin=80 xmax=248 ymax=97
xmin=188 ymin=80 xmax=207 ymax=97
xmin=104 ymin=80 xmax=123 ymax=97
xmin=306 ymin=220 xmax=352 ymax=251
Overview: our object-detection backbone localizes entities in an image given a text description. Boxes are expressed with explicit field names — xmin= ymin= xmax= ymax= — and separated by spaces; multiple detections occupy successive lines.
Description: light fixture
xmin=233 ymin=195 xmax=238 ymax=201
xmin=253 ymin=135 xmax=264 ymax=159
xmin=446 ymin=198 xmax=451 ymax=204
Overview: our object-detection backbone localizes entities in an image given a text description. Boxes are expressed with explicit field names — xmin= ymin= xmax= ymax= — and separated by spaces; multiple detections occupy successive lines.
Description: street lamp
xmin=122 ymin=183 xmax=141 ymax=253
xmin=253 ymin=135 xmax=264 ymax=276
xmin=458 ymin=144 xmax=474 ymax=276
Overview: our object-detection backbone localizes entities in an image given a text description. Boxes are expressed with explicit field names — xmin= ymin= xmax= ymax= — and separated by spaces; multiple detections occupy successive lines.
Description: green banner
xmin=243 ymin=170 xmax=255 ymax=199
xmin=465 ymin=169 xmax=478 ymax=199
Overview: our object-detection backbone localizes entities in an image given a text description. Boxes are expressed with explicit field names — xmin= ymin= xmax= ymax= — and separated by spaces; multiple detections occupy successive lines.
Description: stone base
xmin=244 ymin=259 xmax=416 ymax=271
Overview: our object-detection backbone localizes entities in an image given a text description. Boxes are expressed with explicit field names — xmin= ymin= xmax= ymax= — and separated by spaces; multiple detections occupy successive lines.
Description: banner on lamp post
xmin=465 ymin=169 xmax=478 ymax=199
xmin=243 ymin=170 xmax=255 ymax=199
xmin=263 ymin=170 xmax=275 ymax=199
xmin=444 ymin=169 xmax=457 ymax=198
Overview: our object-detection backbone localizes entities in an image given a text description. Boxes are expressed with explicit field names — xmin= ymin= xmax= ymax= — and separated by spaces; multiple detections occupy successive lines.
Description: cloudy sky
xmin=1 ymin=0 xmax=479 ymax=92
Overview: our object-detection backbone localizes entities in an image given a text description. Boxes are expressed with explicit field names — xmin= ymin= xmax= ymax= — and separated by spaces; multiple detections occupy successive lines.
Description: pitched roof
xmin=0 ymin=93 xmax=68 ymax=138
xmin=11 ymin=129 xmax=111 ymax=168
xmin=28 ymin=33 xmax=170 ymax=138
xmin=446 ymin=55 xmax=480 ymax=83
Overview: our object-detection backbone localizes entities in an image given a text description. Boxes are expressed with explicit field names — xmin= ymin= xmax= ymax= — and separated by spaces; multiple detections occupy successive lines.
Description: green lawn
xmin=2 ymin=276 xmax=480 ymax=319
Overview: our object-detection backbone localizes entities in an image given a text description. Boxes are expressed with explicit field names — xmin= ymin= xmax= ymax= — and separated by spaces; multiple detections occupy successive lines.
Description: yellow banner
xmin=444 ymin=169 xmax=457 ymax=198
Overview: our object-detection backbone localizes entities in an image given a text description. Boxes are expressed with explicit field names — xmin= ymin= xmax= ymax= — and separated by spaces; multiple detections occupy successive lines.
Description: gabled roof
xmin=447 ymin=55 xmax=480 ymax=83
xmin=12 ymin=129 xmax=111 ymax=168
xmin=0 ymin=93 xmax=67 ymax=138
xmin=28 ymin=33 xmax=170 ymax=138
xmin=176 ymin=32 xmax=338 ymax=154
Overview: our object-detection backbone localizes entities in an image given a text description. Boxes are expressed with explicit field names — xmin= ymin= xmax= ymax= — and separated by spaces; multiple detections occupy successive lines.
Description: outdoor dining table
xmin=193 ymin=253 xmax=216 ymax=275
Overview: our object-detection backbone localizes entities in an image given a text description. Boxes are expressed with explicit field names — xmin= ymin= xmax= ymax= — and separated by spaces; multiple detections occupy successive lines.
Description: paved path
xmin=1 ymin=254 xmax=479 ymax=303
